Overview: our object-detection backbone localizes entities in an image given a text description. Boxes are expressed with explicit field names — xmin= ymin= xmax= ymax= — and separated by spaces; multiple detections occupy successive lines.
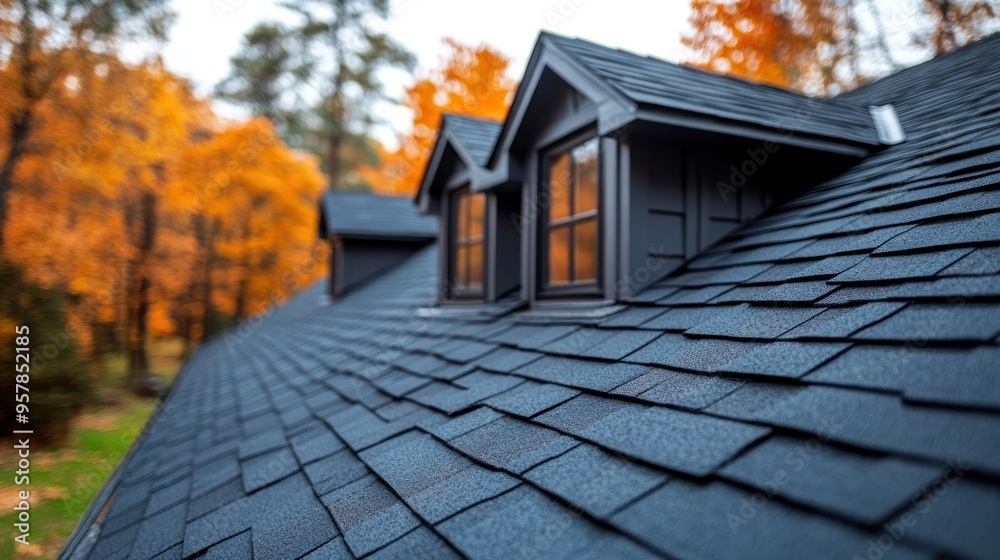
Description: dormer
xmin=318 ymin=191 xmax=436 ymax=298
xmin=416 ymin=115 xmax=516 ymax=302
xmin=418 ymin=32 xmax=890 ymax=308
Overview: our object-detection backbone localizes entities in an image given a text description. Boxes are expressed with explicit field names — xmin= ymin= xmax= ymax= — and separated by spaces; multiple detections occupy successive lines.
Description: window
xmin=542 ymin=137 xmax=599 ymax=293
xmin=451 ymin=188 xmax=486 ymax=296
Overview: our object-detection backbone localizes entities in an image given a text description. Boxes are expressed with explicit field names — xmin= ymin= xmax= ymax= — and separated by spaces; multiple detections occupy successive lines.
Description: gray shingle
xmin=130 ymin=502 xmax=187 ymax=559
xmin=410 ymin=370 xmax=523 ymax=414
xmin=873 ymin=212 xmax=1000 ymax=254
xmin=718 ymin=435 xmax=942 ymax=525
xmin=483 ymin=381 xmax=581 ymax=417
xmin=657 ymin=284 xmax=734 ymax=304
xmin=427 ymin=407 xmax=504 ymax=440
xmin=785 ymin=225 xmax=914 ymax=259
xmin=535 ymin=394 xmax=643 ymax=434
xmin=577 ymin=405 xmax=769 ymax=476
xmin=360 ymin=433 xmax=518 ymax=523
xmin=598 ymin=307 xmax=668 ymax=327
xmin=780 ymin=302 xmax=905 ymax=338
xmin=638 ymin=373 xmax=746 ymax=409
xmin=830 ymin=248 xmax=972 ymax=283
xmin=514 ymin=356 xmax=649 ymax=391
xmin=640 ymin=305 xmax=733 ymax=331
xmin=202 ymin=531 xmax=252 ymax=560
xmin=303 ymin=449 xmax=369 ymax=495
xmin=787 ymin=253 xmax=869 ymax=279
xmin=808 ymin=345 xmax=1000 ymax=408
xmin=685 ymin=304 xmax=824 ymax=339
xmin=900 ymin=478 xmax=1000 ymax=560
xmin=625 ymin=334 xmax=763 ymax=373
xmin=322 ymin=190 xmax=437 ymax=239
xmin=708 ymin=384 xmax=1000 ymax=475
xmin=578 ymin=329 xmax=661 ymax=360
xmin=451 ymin=416 xmax=578 ymax=473
xmin=321 ymin=475 xmax=422 ymax=557
xmin=538 ymin=328 xmax=617 ymax=355
xmin=367 ymin=526 xmax=461 ymax=560
xmin=720 ymin=341 xmax=851 ymax=378
xmin=242 ymin=447 xmax=298 ymax=493
xmin=940 ymin=246 xmax=1000 ymax=275
xmin=853 ymin=303 xmax=1000 ymax=341
xmin=289 ymin=426 xmax=345 ymax=465
xmin=611 ymin=479 xmax=924 ymax=560
xmin=472 ymin=347 xmax=544 ymax=373
xmin=437 ymin=485 xmax=622 ymax=560
xmin=490 ymin=324 xmax=580 ymax=349
xmin=889 ymin=275 xmax=1000 ymax=299
xmin=525 ymin=444 xmax=668 ymax=519
xmin=611 ymin=368 xmax=679 ymax=397
xmin=300 ymin=537 xmax=352 ymax=560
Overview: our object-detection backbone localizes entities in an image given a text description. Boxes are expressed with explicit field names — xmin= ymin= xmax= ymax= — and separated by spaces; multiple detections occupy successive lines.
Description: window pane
xmin=469 ymin=192 xmax=485 ymax=238
xmin=459 ymin=192 xmax=472 ymax=240
xmin=573 ymin=218 xmax=598 ymax=283
xmin=549 ymin=152 xmax=571 ymax=221
xmin=574 ymin=139 xmax=599 ymax=214
xmin=469 ymin=241 xmax=483 ymax=287
xmin=548 ymin=225 xmax=570 ymax=285
xmin=456 ymin=245 xmax=469 ymax=288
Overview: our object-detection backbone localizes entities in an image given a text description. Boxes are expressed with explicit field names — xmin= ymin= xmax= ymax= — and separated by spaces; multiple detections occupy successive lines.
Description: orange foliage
xmin=2 ymin=48 xmax=326 ymax=355
xmin=683 ymin=0 xmax=840 ymax=91
xmin=684 ymin=0 xmax=999 ymax=94
xmin=362 ymin=38 xmax=516 ymax=196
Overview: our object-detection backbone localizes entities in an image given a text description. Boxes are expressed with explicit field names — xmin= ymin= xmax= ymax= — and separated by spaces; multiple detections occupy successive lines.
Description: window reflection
xmin=453 ymin=188 xmax=485 ymax=294
xmin=546 ymin=138 xmax=599 ymax=289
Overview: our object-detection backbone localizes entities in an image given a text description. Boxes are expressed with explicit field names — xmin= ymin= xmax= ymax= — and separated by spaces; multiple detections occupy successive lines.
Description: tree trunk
xmin=198 ymin=216 xmax=217 ymax=341
xmin=0 ymin=110 xmax=32 ymax=249
xmin=126 ymin=190 xmax=156 ymax=386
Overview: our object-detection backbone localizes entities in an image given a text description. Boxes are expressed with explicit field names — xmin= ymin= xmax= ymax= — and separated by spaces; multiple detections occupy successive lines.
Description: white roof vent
xmin=870 ymin=104 xmax=906 ymax=145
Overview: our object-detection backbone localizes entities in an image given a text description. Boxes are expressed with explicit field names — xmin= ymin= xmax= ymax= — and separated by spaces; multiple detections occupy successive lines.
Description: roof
xmin=66 ymin=36 xmax=1000 ymax=560
xmin=443 ymin=115 xmax=503 ymax=167
xmin=484 ymin=32 xmax=880 ymax=168
xmin=320 ymin=190 xmax=437 ymax=240
xmin=415 ymin=114 xmax=502 ymax=211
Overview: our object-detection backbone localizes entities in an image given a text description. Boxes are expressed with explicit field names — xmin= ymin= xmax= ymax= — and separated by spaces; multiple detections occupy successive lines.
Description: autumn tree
xmin=169 ymin=118 xmax=327 ymax=334
xmin=919 ymin=0 xmax=999 ymax=54
xmin=362 ymin=38 xmax=516 ymax=196
xmin=684 ymin=0 xmax=999 ymax=94
xmin=0 ymin=0 xmax=174 ymax=248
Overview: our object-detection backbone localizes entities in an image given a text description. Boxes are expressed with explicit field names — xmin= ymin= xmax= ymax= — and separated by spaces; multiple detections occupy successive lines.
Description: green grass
xmin=0 ymin=338 xmax=184 ymax=558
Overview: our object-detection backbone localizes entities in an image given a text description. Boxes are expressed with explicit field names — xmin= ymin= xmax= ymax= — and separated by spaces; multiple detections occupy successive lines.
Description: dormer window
xmin=541 ymin=136 xmax=600 ymax=295
xmin=451 ymin=187 xmax=486 ymax=297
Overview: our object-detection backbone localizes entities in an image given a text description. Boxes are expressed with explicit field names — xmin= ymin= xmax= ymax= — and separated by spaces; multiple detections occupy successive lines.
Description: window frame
xmin=538 ymin=132 xmax=603 ymax=298
xmin=448 ymin=185 xmax=487 ymax=300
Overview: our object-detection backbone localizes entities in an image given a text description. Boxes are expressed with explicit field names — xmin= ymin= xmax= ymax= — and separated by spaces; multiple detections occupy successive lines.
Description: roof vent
xmin=869 ymin=104 xmax=906 ymax=145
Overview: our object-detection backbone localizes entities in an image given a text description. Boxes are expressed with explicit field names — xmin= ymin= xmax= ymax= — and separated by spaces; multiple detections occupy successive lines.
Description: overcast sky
xmin=163 ymin=0 xmax=693 ymax=145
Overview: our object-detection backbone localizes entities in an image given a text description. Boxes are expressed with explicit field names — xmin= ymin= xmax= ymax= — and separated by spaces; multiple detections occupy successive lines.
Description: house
xmin=64 ymin=31 xmax=1000 ymax=560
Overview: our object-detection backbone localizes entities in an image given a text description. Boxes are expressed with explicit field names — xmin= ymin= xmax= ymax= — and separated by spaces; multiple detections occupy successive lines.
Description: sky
xmin=163 ymin=0 xmax=693 ymax=146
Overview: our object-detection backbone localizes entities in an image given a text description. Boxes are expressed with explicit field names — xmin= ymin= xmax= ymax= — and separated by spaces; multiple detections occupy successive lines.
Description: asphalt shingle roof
xmin=321 ymin=190 xmax=437 ymax=239
xmin=443 ymin=115 xmax=503 ymax=167
xmin=69 ymin=34 xmax=1000 ymax=560
xmin=542 ymin=32 xmax=881 ymax=146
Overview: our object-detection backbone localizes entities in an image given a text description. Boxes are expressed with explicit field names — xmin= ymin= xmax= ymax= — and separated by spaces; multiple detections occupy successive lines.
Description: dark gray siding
xmin=336 ymin=238 xmax=431 ymax=296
